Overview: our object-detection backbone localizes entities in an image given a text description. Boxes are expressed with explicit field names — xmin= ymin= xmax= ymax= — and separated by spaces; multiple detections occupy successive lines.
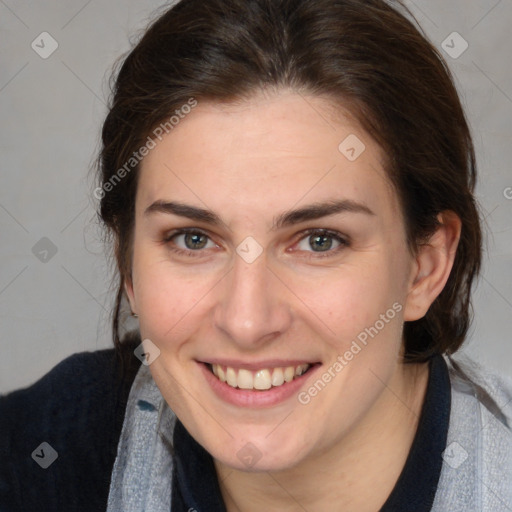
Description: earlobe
xmin=124 ymin=276 xmax=137 ymax=316
xmin=403 ymin=211 xmax=461 ymax=322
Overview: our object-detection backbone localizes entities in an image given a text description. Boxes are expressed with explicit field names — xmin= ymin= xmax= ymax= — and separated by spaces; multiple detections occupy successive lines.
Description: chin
xmin=204 ymin=424 xmax=313 ymax=473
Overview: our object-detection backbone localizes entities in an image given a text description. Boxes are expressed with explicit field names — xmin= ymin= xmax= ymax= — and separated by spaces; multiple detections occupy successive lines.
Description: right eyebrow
xmin=144 ymin=200 xmax=222 ymax=225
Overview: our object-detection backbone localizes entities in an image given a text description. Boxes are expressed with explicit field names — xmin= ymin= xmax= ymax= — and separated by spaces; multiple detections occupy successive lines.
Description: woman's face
xmin=127 ymin=90 xmax=421 ymax=471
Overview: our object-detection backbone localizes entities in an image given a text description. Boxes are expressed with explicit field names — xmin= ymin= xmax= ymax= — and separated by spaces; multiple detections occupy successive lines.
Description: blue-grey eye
xmin=297 ymin=232 xmax=343 ymax=252
xmin=173 ymin=232 xmax=214 ymax=250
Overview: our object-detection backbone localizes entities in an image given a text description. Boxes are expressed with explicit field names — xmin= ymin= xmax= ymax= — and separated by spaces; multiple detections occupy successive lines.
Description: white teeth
xmin=295 ymin=364 xmax=308 ymax=376
xmin=210 ymin=363 xmax=311 ymax=390
xmin=254 ymin=369 xmax=272 ymax=390
xmin=284 ymin=366 xmax=295 ymax=382
xmin=226 ymin=367 xmax=237 ymax=387
xmin=271 ymin=367 xmax=284 ymax=387
xmin=237 ymin=369 xmax=253 ymax=389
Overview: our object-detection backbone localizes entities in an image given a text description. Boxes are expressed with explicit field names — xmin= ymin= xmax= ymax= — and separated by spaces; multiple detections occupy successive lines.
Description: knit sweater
xmin=0 ymin=341 xmax=141 ymax=512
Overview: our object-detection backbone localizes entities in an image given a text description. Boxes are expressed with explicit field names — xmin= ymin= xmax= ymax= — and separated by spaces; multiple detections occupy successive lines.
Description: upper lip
xmin=200 ymin=359 xmax=319 ymax=370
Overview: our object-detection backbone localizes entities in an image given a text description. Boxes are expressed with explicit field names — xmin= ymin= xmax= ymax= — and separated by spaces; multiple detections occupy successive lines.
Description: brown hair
xmin=97 ymin=0 xmax=482 ymax=362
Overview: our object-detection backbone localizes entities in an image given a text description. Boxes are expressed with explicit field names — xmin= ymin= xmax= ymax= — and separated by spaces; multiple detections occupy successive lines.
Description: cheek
xmin=290 ymin=258 xmax=405 ymax=348
xmin=132 ymin=255 xmax=215 ymax=346
xmin=292 ymin=263 xmax=407 ymax=441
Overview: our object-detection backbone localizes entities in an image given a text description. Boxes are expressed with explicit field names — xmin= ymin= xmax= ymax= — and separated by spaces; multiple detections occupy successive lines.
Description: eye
xmin=164 ymin=229 xmax=218 ymax=254
xmin=295 ymin=230 xmax=348 ymax=254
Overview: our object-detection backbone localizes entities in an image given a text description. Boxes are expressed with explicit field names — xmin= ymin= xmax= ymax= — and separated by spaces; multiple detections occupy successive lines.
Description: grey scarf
xmin=106 ymin=363 xmax=176 ymax=512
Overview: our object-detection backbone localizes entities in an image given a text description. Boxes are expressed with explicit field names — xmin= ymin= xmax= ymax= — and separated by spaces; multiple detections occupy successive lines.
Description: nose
xmin=213 ymin=253 xmax=292 ymax=349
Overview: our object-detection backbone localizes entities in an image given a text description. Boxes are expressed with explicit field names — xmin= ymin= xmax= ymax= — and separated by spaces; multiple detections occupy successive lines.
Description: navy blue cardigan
xmin=0 ymin=342 xmax=141 ymax=512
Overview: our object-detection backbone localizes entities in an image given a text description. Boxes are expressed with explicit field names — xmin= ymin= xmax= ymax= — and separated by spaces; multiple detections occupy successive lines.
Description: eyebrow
xmin=144 ymin=199 xmax=375 ymax=229
xmin=272 ymin=199 xmax=375 ymax=229
xmin=144 ymin=200 xmax=221 ymax=224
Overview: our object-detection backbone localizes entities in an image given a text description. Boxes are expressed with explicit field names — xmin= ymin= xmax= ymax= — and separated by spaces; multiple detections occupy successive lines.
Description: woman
xmin=1 ymin=0 xmax=511 ymax=510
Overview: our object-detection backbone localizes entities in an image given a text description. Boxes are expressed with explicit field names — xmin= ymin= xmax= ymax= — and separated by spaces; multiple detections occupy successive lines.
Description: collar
xmin=171 ymin=354 xmax=451 ymax=512
xmin=380 ymin=354 xmax=451 ymax=511
xmin=107 ymin=363 xmax=177 ymax=512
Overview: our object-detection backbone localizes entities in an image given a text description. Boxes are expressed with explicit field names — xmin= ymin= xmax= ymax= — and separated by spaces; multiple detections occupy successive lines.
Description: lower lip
xmin=198 ymin=362 xmax=320 ymax=408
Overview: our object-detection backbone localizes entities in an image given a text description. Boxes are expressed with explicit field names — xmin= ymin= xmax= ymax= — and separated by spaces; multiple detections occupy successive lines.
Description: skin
xmin=125 ymin=89 xmax=461 ymax=512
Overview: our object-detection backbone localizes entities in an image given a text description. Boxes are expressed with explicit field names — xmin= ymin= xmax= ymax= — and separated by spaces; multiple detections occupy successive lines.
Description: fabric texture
xmin=432 ymin=355 xmax=512 ymax=511
xmin=0 ymin=342 xmax=140 ymax=512
xmin=106 ymin=362 xmax=176 ymax=512
xmin=1 ymin=344 xmax=511 ymax=511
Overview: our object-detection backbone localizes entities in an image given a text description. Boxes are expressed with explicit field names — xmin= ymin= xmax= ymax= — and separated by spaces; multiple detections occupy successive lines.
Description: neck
xmin=214 ymin=360 xmax=430 ymax=512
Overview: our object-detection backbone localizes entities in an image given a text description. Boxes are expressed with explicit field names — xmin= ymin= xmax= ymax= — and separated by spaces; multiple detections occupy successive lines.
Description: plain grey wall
xmin=1 ymin=0 xmax=511 ymax=393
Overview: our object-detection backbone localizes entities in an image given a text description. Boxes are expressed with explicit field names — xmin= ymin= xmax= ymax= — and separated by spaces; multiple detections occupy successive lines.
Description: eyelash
xmin=162 ymin=228 xmax=350 ymax=259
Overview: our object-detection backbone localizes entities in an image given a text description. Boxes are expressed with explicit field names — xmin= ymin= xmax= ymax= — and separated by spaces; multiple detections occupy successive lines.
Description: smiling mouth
xmin=207 ymin=363 xmax=315 ymax=391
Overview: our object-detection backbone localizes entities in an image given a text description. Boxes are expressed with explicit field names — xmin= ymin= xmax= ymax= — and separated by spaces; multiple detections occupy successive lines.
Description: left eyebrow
xmin=271 ymin=199 xmax=375 ymax=231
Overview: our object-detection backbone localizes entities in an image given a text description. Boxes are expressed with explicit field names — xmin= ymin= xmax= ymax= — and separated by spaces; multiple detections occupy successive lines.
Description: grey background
xmin=0 ymin=0 xmax=511 ymax=393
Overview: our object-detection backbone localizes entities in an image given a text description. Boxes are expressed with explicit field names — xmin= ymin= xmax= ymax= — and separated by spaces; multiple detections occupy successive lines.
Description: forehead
xmin=136 ymin=91 xmax=399 ymax=224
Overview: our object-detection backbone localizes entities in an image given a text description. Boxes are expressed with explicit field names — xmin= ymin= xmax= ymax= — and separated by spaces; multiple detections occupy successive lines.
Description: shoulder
xmin=0 ymin=338 xmax=141 ymax=433
xmin=446 ymin=353 xmax=512 ymax=426
xmin=0 ymin=335 xmax=142 ymax=512
xmin=433 ymin=354 xmax=512 ymax=511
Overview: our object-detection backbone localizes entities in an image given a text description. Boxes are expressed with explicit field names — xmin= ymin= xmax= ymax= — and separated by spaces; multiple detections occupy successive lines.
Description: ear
xmin=124 ymin=275 xmax=137 ymax=316
xmin=403 ymin=211 xmax=461 ymax=322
